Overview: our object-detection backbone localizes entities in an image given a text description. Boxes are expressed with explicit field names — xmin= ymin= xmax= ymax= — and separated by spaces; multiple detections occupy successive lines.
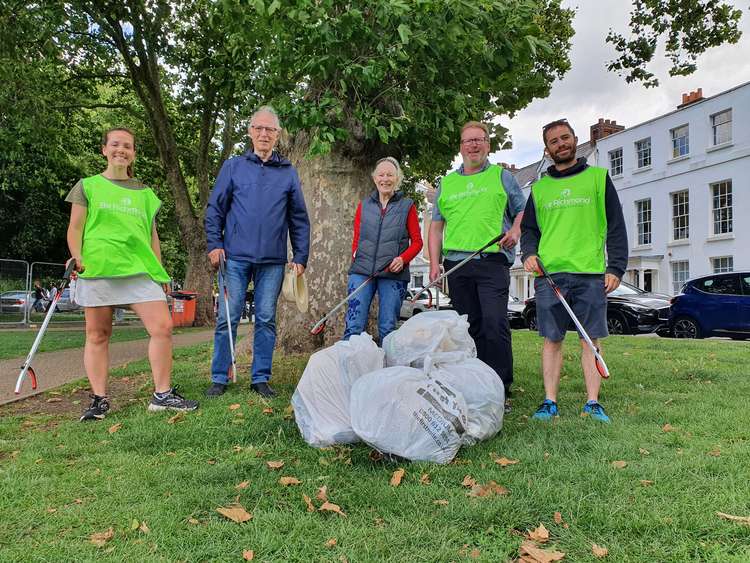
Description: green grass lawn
xmin=0 ymin=333 xmax=748 ymax=561
xmin=0 ymin=326 xmax=205 ymax=360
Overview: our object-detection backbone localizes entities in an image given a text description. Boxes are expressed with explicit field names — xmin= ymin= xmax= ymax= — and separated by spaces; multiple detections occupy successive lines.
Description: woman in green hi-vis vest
xmin=65 ymin=127 xmax=198 ymax=422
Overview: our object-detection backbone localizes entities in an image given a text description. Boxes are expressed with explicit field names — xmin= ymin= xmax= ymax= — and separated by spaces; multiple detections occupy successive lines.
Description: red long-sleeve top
xmin=351 ymin=202 xmax=423 ymax=266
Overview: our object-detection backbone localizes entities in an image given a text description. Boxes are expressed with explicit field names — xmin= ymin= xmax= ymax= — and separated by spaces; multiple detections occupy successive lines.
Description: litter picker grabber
xmin=218 ymin=255 xmax=238 ymax=383
xmin=15 ymin=260 xmax=77 ymax=394
xmin=310 ymin=262 xmax=392 ymax=335
xmin=536 ymin=258 xmax=610 ymax=379
xmin=409 ymin=233 xmax=504 ymax=303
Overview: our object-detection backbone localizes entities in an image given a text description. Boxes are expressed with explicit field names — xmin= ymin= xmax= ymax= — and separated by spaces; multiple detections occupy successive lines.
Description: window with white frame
xmin=608 ymin=148 xmax=623 ymax=176
xmin=671 ymin=190 xmax=689 ymax=241
xmin=711 ymin=180 xmax=732 ymax=235
xmin=635 ymin=199 xmax=651 ymax=246
xmin=635 ymin=138 xmax=651 ymax=168
xmin=711 ymin=109 xmax=732 ymax=145
xmin=670 ymin=125 xmax=689 ymax=158
xmin=671 ymin=260 xmax=689 ymax=294
xmin=711 ymin=256 xmax=733 ymax=273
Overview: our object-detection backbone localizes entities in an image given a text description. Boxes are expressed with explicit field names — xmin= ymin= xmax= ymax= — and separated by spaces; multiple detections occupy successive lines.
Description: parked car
xmin=507 ymin=296 xmax=526 ymax=328
xmin=669 ymin=272 xmax=750 ymax=339
xmin=56 ymin=288 xmax=81 ymax=312
xmin=522 ymin=280 xmax=671 ymax=335
xmin=400 ymin=287 xmax=452 ymax=319
xmin=0 ymin=290 xmax=32 ymax=313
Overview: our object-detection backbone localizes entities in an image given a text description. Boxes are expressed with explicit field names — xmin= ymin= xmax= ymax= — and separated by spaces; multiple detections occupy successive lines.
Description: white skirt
xmin=72 ymin=274 xmax=167 ymax=307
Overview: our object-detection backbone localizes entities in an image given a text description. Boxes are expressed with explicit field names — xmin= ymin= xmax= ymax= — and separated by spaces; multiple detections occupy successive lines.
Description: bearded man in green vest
xmin=428 ymin=121 xmax=527 ymax=413
xmin=521 ymin=119 xmax=628 ymax=423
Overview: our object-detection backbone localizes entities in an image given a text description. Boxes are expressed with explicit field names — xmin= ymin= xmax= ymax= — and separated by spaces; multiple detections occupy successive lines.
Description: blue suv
xmin=669 ymin=272 xmax=750 ymax=339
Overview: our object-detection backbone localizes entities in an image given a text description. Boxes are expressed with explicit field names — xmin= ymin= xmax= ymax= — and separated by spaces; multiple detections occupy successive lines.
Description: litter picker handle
xmin=63 ymin=259 xmax=76 ymax=279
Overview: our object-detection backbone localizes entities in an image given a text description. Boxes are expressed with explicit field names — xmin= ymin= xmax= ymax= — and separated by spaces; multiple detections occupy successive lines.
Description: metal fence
xmin=0 ymin=259 xmax=141 ymax=326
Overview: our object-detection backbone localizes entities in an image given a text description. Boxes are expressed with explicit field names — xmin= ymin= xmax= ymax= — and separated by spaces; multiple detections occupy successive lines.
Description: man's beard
xmin=550 ymin=147 xmax=576 ymax=165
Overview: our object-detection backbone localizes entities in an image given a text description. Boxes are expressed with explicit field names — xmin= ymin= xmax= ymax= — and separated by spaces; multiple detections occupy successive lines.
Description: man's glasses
xmin=250 ymin=125 xmax=279 ymax=134
xmin=542 ymin=118 xmax=569 ymax=133
xmin=460 ymin=137 xmax=488 ymax=146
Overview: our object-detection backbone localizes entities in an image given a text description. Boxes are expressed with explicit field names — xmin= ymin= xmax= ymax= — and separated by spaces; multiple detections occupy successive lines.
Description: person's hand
xmin=67 ymin=256 xmax=84 ymax=274
xmin=523 ymin=255 xmax=541 ymax=275
xmin=162 ymin=283 xmax=170 ymax=294
xmin=388 ymin=256 xmax=404 ymax=273
xmin=498 ymin=225 xmax=521 ymax=249
xmin=208 ymin=248 xmax=225 ymax=270
xmin=424 ymin=184 xmax=436 ymax=205
xmin=429 ymin=262 xmax=442 ymax=283
xmin=289 ymin=262 xmax=305 ymax=276
xmin=605 ymin=273 xmax=621 ymax=294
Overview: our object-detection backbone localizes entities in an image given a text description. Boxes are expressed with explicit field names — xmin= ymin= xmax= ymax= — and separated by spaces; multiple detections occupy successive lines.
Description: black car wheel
xmin=607 ymin=312 xmax=628 ymax=335
xmin=672 ymin=316 xmax=702 ymax=339
xmin=526 ymin=312 xmax=537 ymax=331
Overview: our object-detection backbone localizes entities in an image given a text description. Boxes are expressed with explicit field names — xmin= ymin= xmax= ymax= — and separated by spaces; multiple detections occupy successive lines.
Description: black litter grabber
xmin=536 ymin=258 xmax=610 ymax=379
xmin=409 ymin=233 xmax=504 ymax=303
xmin=218 ymin=255 xmax=238 ymax=384
xmin=15 ymin=260 xmax=77 ymax=394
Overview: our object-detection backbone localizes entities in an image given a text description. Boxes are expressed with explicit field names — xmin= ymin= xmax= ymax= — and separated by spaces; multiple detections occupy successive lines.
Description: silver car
xmin=400 ymin=288 xmax=452 ymax=319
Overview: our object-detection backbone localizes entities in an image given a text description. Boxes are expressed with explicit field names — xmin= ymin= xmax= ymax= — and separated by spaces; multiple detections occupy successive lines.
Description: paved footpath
xmin=0 ymin=329 xmax=214 ymax=406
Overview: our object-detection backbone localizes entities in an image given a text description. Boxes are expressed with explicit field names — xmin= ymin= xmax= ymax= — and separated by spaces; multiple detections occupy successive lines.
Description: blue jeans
xmin=211 ymin=259 xmax=284 ymax=384
xmin=343 ymin=274 xmax=407 ymax=343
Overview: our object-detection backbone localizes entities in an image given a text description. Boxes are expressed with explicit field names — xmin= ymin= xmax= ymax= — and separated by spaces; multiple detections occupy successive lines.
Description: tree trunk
xmin=276 ymin=143 xmax=372 ymax=353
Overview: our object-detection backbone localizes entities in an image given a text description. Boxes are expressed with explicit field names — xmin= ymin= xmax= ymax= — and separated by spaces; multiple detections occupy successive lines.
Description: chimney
xmin=678 ymin=88 xmax=704 ymax=108
xmin=590 ymin=118 xmax=625 ymax=143
xmin=500 ymin=162 xmax=518 ymax=172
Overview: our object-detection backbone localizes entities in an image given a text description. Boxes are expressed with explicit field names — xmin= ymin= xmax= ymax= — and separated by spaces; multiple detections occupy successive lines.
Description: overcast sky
xmin=488 ymin=0 xmax=750 ymax=169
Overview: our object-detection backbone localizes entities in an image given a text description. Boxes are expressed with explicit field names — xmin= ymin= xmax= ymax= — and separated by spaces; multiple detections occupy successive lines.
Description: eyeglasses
xmin=460 ymin=137 xmax=488 ymax=146
xmin=542 ymin=118 xmax=569 ymax=133
xmin=250 ymin=125 xmax=279 ymax=134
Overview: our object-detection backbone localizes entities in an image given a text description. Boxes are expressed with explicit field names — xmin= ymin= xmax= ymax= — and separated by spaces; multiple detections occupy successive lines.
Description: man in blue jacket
xmin=205 ymin=106 xmax=310 ymax=398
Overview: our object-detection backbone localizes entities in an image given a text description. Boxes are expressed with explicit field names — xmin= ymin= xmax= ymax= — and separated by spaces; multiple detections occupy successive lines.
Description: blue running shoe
xmin=582 ymin=400 xmax=610 ymax=423
xmin=531 ymin=399 xmax=559 ymax=421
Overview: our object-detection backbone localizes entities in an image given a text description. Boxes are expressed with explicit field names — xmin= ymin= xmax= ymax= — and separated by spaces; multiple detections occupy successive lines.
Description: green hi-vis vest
xmin=531 ymin=166 xmax=608 ymax=274
xmin=79 ymin=175 xmax=170 ymax=282
xmin=438 ymin=164 xmax=507 ymax=254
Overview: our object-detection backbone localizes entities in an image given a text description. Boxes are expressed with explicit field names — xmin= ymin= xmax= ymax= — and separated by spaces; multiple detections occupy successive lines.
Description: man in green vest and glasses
xmin=428 ymin=121 xmax=526 ymax=412
xmin=521 ymin=119 xmax=628 ymax=423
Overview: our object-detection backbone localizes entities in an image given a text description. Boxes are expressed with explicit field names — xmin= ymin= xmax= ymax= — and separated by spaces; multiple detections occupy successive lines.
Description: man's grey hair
xmin=249 ymin=105 xmax=282 ymax=129
xmin=372 ymin=156 xmax=404 ymax=189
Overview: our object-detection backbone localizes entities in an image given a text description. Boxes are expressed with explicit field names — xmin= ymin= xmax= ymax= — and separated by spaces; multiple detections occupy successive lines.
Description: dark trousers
xmin=445 ymin=254 xmax=513 ymax=393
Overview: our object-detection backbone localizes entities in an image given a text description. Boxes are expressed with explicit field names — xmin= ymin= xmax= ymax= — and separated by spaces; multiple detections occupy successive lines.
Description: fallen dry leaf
xmin=138 ymin=522 xmax=150 ymax=534
xmin=640 ymin=480 xmax=654 ymax=487
xmin=469 ymin=548 xmax=481 ymax=559
xmin=526 ymin=523 xmax=550 ymax=543
xmin=108 ymin=423 xmax=122 ymax=434
xmin=707 ymin=448 xmax=721 ymax=457
xmin=262 ymin=407 xmax=273 ymax=415
xmin=243 ymin=550 xmax=254 ymax=560
xmin=639 ymin=448 xmax=650 ymax=455
xmin=319 ymin=501 xmax=346 ymax=517
xmin=390 ymin=468 xmax=405 ymax=486
xmin=316 ymin=485 xmax=328 ymax=502
xmin=325 ymin=538 xmax=337 ymax=548
xmin=662 ymin=423 xmax=675 ymax=432
xmin=216 ymin=504 xmax=253 ymax=523
xmin=554 ymin=512 xmax=563 ymax=524
xmin=664 ymin=398 xmax=674 ymax=406
xmin=279 ymin=476 xmax=302 ymax=486
xmin=303 ymin=494 xmax=315 ymax=512
xmin=90 ymin=527 xmax=114 ymax=547
xmin=47 ymin=508 xmax=57 ymax=514
xmin=46 ymin=397 xmax=62 ymax=403
xmin=519 ymin=540 xmax=565 ymax=562
xmin=167 ymin=413 xmax=185 ymax=424
xmin=494 ymin=456 xmax=520 ymax=467
xmin=229 ymin=403 xmax=241 ymax=411
xmin=592 ymin=543 xmax=608 ymax=558
xmin=187 ymin=517 xmax=200 ymax=525
xmin=284 ymin=405 xmax=294 ymax=420
xmin=716 ymin=512 xmax=750 ymax=525
xmin=207 ymin=459 xmax=216 ymax=465
xmin=468 ymin=481 xmax=509 ymax=498
xmin=611 ymin=460 xmax=627 ymax=469
xmin=266 ymin=460 xmax=284 ymax=470
xmin=235 ymin=480 xmax=250 ymax=490
xmin=419 ymin=473 xmax=431 ymax=485
xmin=461 ymin=475 xmax=477 ymax=488
xmin=433 ymin=499 xmax=449 ymax=506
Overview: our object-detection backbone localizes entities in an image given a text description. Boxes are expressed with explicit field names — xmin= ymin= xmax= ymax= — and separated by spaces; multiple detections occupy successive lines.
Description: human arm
xmin=498 ymin=169 xmax=526 ymax=249
xmin=604 ymin=173 xmax=628 ymax=292
xmin=205 ymin=160 xmax=234 ymax=268
xmin=66 ymin=203 xmax=87 ymax=272
xmin=287 ymin=169 xmax=310 ymax=274
xmin=351 ymin=202 xmax=362 ymax=260
xmin=520 ymin=194 xmax=542 ymax=275
xmin=391 ymin=204 xmax=423 ymax=272
xmin=428 ymin=220 xmax=444 ymax=282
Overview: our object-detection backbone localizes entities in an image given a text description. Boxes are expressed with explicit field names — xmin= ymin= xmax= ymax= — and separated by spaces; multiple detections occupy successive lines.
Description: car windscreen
xmin=697 ymin=275 xmax=741 ymax=295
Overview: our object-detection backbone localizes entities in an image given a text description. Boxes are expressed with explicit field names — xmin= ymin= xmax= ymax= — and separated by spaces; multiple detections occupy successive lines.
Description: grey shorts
xmin=534 ymin=273 xmax=608 ymax=342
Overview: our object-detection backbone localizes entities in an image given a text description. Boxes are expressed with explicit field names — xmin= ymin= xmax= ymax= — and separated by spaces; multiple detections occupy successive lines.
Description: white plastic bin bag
xmin=292 ymin=333 xmax=384 ymax=447
xmin=350 ymin=366 xmax=469 ymax=464
xmin=382 ymin=310 xmax=476 ymax=368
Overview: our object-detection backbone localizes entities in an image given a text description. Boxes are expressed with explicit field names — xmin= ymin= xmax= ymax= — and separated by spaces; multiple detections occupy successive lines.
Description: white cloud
xmin=490 ymin=0 xmax=750 ymax=168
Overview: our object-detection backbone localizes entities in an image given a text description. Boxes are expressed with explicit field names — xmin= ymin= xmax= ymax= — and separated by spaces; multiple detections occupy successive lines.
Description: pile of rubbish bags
xmin=291 ymin=311 xmax=505 ymax=464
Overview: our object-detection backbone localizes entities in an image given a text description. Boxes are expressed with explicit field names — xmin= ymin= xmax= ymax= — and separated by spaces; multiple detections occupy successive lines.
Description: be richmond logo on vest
xmin=543 ymin=186 xmax=591 ymax=210
xmin=97 ymin=196 xmax=147 ymax=220
xmin=445 ymin=180 xmax=489 ymax=202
